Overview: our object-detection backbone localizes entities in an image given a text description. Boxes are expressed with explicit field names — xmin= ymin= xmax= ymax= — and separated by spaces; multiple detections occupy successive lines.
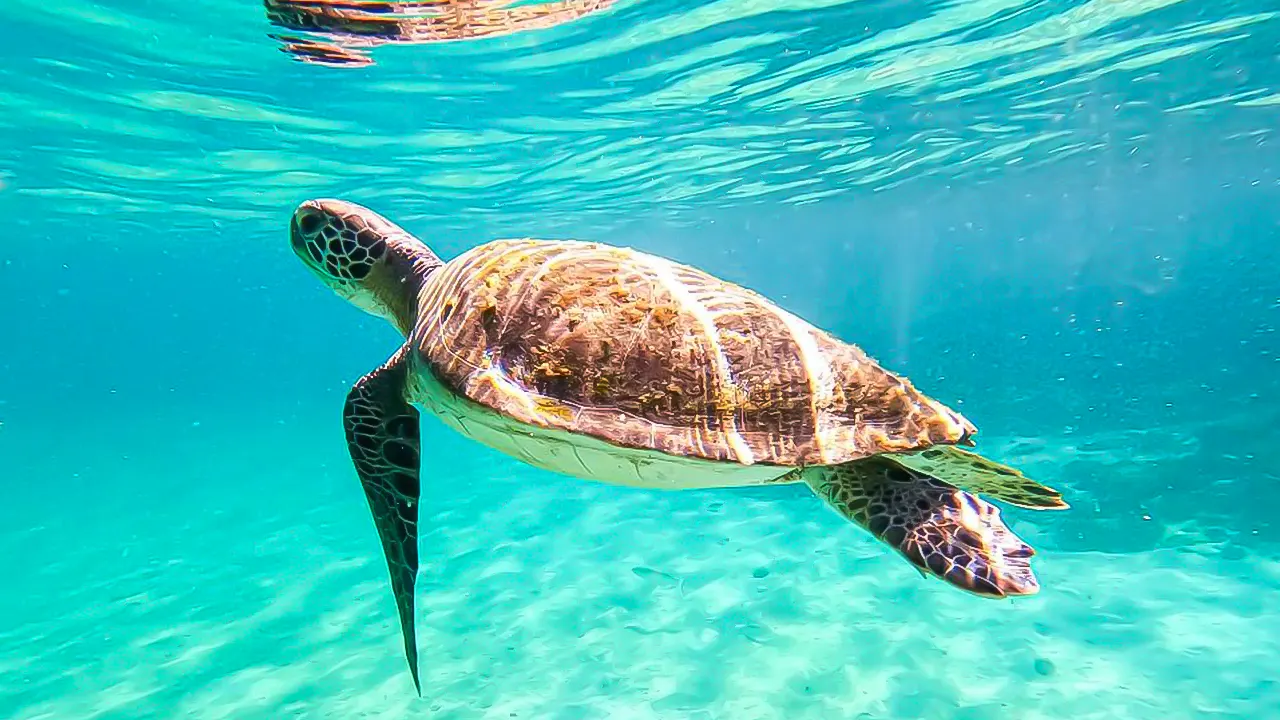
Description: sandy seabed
xmin=2 ymin=419 xmax=1276 ymax=720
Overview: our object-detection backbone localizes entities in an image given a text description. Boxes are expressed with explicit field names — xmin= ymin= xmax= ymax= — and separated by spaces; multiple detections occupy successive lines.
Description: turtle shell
xmin=414 ymin=239 xmax=976 ymax=467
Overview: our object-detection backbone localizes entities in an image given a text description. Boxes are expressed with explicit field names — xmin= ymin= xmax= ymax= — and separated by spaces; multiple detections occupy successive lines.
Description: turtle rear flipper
xmin=343 ymin=348 xmax=423 ymax=695
xmin=803 ymin=457 xmax=1039 ymax=598
xmin=893 ymin=445 xmax=1068 ymax=510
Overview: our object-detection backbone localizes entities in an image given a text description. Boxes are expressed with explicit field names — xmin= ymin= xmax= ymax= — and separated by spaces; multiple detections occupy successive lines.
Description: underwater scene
xmin=1 ymin=0 xmax=1278 ymax=718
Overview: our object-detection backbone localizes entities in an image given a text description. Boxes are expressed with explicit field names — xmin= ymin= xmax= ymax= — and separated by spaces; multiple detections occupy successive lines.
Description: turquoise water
xmin=2 ymin=0 xmax=1279 ymax=717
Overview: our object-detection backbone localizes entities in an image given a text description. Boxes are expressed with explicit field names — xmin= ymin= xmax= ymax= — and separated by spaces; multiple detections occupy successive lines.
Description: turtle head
xmin=290 ymin=198 xmax=443 ymax=334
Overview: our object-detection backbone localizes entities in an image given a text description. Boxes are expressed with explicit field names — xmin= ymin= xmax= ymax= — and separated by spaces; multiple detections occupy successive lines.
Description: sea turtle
xmin=265 ymin=0 xmax=616 ymax=67
xmin=288 ymin=198 xmax=1067 ymax=694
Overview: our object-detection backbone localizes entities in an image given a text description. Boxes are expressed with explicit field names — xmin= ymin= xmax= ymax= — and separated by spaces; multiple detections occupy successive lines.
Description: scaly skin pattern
xmin=410 ymin=238 xmax=976 ymax=467
xmin=895 ymin=445 xmax=1068 ymax=510
xmin=341 ymin=348 xmax=424 ymax=693
xmin=803 ymin=456 xmax=1039 ymax=597
xmin=290 ymin=198 xmax=443 ymax=336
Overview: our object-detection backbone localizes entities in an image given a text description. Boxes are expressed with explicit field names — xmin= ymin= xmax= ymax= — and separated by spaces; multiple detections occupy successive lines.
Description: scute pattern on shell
xmin=412 ymin=239 xmax=976 ymax=467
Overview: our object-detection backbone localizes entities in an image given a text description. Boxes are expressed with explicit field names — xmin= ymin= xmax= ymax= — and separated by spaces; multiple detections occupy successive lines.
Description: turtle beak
xmin=289 ymin=213 xmax=304 ymax=256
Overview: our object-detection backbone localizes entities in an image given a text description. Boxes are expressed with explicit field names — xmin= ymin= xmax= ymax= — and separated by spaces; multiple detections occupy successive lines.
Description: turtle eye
xmin=297 ymin=210 xmax=325 ymax=236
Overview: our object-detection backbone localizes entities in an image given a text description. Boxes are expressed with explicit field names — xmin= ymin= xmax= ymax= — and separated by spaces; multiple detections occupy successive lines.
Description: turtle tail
xmin=801 ymin=456 xmax=1040 ymax=598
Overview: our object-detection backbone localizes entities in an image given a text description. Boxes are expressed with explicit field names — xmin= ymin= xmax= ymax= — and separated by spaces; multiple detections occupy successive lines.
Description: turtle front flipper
xmin=343 ymin=349 xmax=423 ymax=695
xmin=802 ymin=457 xmax=1039 ymax=598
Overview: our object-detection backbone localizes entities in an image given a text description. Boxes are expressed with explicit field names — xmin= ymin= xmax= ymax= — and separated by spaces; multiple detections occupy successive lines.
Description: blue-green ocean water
xmin=2 ymin=0 xmax=1279 ymax=717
